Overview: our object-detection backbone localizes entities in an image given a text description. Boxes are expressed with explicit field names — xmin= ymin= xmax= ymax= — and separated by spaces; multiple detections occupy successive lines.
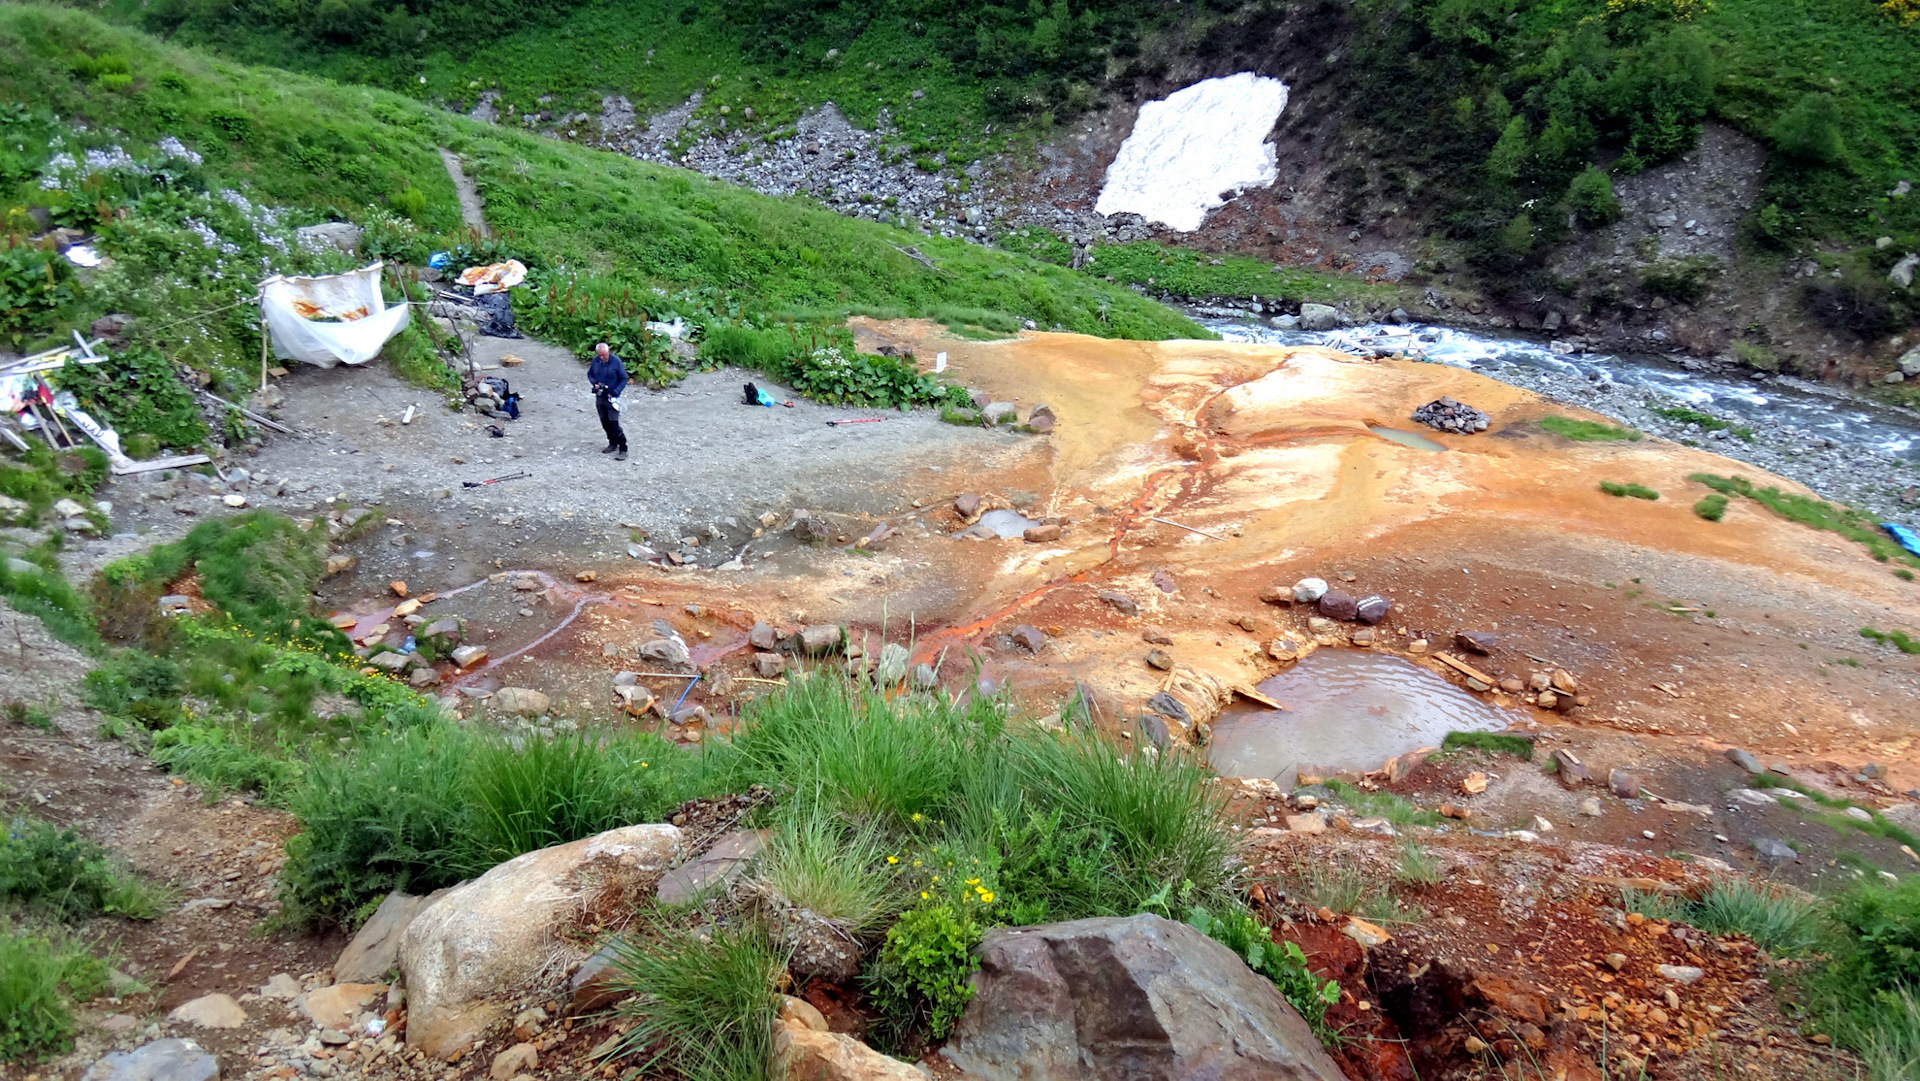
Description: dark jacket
xmin=587 ymin=353 xmax=628 ymax=398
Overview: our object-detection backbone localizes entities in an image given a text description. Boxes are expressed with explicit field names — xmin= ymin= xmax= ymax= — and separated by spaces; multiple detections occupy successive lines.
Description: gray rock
xmin=1891 ymin=252 xmax=1919 ymax=290
xmin=1292 ymin=578 xmax=1328 ymax=603
xmin=368 ymin=651 xmax=411 ymax=672
xmin=1145 ymin=649 xmax=1174 ymax=671
xmin=790 ymin=517 xmax=830 ymax=544
xmin=1453 ymin=630 xmax=1498 ymax=656
xmin=942 ymin=914 xmax=1345 ymax=1081
xmin=1027 ymin=404 xmax=1056 ymax=433
xmin=490 ymin=687 xmax=549 ymax=715
xmin=1297 ymin=302 xmax=1341 ymax=332
xmin=954 ymin=493 xmax=983 ymax=518
xmin=296 ymin=222 xmax=364 ymax=254
xmin=982 ymin=402 xmax=1018 ymax=424
xmin=420 ymin=618 xmax=461 ymax=647
xmin=1898 ymin=343 xmax=1920 ymax=378
xmin=569 ymin=942 xmax=624 ymax=1011
xmin=875 ymin=642 xmax=910 ymax=684
xmin=799 ymin=625 xmax=843 ymax=654
xmin=334 ymin=890 xmax=443 ymax=984
xmin=748 ymin=621 xmax=778 ymax=651
xmin=1752 ymin=836 xmax=1798 ymax=865
xmin=753 ymin=652 xmax=785 ymax=678
xmin=4 ymin=555 xmax=39 ymax=576
xmin=912 ymin=663 xmax=937 ymax=690
xmin=1726 ymin=748 xmax=1764 ymax=774
xmin=1145 ymin=691 xmax=1189 ymax=725
xmin=84 ymin=1039 xmax=219 ymax=1081
xmin=1354 ymin=594 xmax=1391 ymax=624
xmin=1098 ymin=591 xmax=1139 ymax=617
xmin=1011 ymin=625 xmax=1047 ymax=653
xmin=657 ymin=829 xmax=769 ymax=906
xmin=450 ymin=644 xmax=487 ymax=668
xmin=637 ymin=634 xmax=692 ymax=669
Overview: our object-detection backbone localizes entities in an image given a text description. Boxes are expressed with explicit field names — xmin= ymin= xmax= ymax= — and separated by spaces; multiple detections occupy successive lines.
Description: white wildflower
xmin=156 ymin=136 xmax=203 ymax=165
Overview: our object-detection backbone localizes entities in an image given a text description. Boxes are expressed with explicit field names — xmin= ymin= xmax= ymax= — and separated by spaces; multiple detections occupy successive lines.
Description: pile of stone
xmin=1410 ymin=397 xmax=1490 ymax=434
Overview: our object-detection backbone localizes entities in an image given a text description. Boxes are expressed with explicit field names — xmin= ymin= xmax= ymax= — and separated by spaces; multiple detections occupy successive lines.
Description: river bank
xmin=1208 ymin=319 xmax=1920 ymax=535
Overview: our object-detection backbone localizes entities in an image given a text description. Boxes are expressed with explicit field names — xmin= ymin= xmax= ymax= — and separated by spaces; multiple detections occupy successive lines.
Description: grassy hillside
xmin=0 ymin=3 xmax=1196 ymax=434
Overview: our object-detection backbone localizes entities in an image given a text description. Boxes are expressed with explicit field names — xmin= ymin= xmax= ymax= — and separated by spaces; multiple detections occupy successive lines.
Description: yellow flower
xmin=980 ymin=891 xmax=994 ymax=904
xmin=640 ymin=762 xmax=649 ymax=768
xmin=965 ymin=878 xmax=980 ymax=886
xmin=912 ymin=860 xmax=922 ymax=867
xmin=887 ymin=856 xmax=900 ymax=864
xmin=910 ymin=813 xmax=923 ymax=822
xmin=920 ymin=891 xmax=930 ymax=900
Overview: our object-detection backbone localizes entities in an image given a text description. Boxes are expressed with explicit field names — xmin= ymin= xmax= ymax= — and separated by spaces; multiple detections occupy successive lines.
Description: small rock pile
xmin=1410 ymin=397 xmax=1490 ymax=434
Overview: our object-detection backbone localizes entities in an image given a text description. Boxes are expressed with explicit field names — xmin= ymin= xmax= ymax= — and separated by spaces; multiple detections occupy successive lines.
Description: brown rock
xmin=749 ymin=621 xmax=778 ymax=651
xmin=389 ymin=580 xmax=408 ymax=598
xmin=1317 ymin=589 xmax=1359 ymax=621
xmin=954 ymin=493 xmax=982 ymax=519
xmin=1550 ymin=748 xmax=1592 ymax=787
xmin=1099 ymin=591 xmax=1139 ymax=617
xmin=575 ymin=570 xmax=597 ymax=583
xmin=1498 ymin=678 xmax=1525 ymax=694
xmin=1438 ymin=803 xmax=1471 ymax=820
xmin=1011 ymin=625 xmax=1047 ymax=653
xmin=1143 ymin=626 xmax=1173 ymax=645
xmin=776 ymin=1023 xmax=926 ymax=1081
xmin=1609 ymin=769 xmax=1641 ymax=799
xmin=1535 ymin=690 xmax=1558 ymax=709
xmin=489 ymin=1043 xmax=537 ymax=1081
xmin=1026 ymin=404 xmax=1056 ymax=433
xmin=1461 ymin=772 xmax=1488 ymax=795
xmin=301 ymin=983 xmax=386 ymax=1030
xmin=753 ymin=652 xmax=786 ymax=678
xmin=1551 ymin=669 xmax=1579 ymax=694
xmin=1285 ymin=814 xmax=1327 ymax=834
xmin=779 ymin=995 xmax=829 ymax=1033
xmin=1258 ymin=584 xmax=1294 ymax=606
xmin=1343 ymin=917 xmax=1391 ymax=948
xmin=1023 ymin=523 xmax=1062 ymax=543
xmin=1145 ymin=649 xmax=1174 ymax=671
xmin=568 ymin=943 xmax=623 ymax=1012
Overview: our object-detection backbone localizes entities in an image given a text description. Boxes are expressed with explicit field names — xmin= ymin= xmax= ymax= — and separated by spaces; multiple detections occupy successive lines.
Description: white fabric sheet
xmin=261 ymin=262 xmax=411 ymax=367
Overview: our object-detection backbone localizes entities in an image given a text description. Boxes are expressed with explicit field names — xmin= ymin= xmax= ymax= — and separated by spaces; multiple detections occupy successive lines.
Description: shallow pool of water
xmin=1208 ymin=650 xmax=1515 ymax=787
xmin=1368 ymin=425 xmax=1447 ymax=452
xmin=975 ymin=508 xmax=1042 ymax=539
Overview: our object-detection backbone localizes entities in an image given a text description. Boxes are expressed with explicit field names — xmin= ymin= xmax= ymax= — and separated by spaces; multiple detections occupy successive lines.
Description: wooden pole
xmin=259 ymin=314 xmax=270 ymax=391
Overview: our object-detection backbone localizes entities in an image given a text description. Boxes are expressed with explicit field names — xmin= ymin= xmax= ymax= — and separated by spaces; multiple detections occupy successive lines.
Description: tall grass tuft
xmin=1 ymin=817 xmax=168 ymax=921
xmin=1688 ymin=877 xmax=1819 ymax=954
xmin=0 ymin=922 xmax=114 ymax=1063
xmin=754 ymin=802 xmax=898 ymax=930
xmin=608 ymin=921 xmax=785 ymax=1081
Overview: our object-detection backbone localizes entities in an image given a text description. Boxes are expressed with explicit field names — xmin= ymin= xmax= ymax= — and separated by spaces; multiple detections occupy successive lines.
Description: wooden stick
xmin=1150 ymin=516 xmax=1229 ymax=541
xmin=1234 ymin=685 xmax=1287 ymax=710
xmin=200 ymin=392 xmax=296 ymax=435
xmin=259 ymin=315 xmax=269 ymax=391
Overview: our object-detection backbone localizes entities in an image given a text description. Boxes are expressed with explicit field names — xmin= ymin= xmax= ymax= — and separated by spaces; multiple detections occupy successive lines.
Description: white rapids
xmin=1094 ymin=72 xmax=1290 ymax=233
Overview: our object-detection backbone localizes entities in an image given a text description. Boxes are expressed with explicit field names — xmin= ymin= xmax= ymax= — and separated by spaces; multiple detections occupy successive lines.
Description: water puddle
xmin=1208 ymin=650 xmax=1515 ymax=788
xmin=972 ymin=508 xmax=1042 ymax=539
xmin=1367 ymin=425 xmax=1447 ymax=452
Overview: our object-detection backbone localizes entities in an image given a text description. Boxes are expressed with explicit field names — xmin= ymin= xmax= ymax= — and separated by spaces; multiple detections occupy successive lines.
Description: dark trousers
xmin=595 ymin=394 xmax=627 ymax=450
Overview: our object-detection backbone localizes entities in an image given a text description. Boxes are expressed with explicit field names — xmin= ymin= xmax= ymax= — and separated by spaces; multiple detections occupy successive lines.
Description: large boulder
xmin=399 ymin=824 xmax=682 ymax=1059
xmin=941 ymin=914 xmax=1344 ymax=1081
xmin=1297 ymin=303 xmax=1341 ymax=332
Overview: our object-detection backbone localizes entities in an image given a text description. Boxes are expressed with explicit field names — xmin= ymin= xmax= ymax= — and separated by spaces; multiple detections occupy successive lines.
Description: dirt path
xmin=437 ymin=148 xmax=488 ymax=236
xmin=0 ymin=600 xmax=343 ymax=1081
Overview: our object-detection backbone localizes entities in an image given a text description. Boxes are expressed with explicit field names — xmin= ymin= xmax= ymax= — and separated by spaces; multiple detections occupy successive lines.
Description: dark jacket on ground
xmin=587 ymin=353 xmax=628 ymax=398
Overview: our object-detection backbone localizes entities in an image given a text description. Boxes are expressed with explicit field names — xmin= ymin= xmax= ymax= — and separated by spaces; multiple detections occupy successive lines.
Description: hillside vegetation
xmin=90 ymin=0 xmax=1920 ymax=272
xmin=0 ymin=3 xmax=1194 ymax=435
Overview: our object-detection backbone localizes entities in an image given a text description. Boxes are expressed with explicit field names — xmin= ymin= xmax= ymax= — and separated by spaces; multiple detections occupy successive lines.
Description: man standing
xmin=587 ymin=342 xmax=628 ymax=461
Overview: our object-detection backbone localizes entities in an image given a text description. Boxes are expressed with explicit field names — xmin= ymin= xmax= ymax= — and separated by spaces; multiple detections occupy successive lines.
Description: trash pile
xmin=1410 ymin=397 xmax=1490 ymax=434
xmin=2 ymin=339 xmax=209 ymax=474
xmin=426 ymin=257 xmax=526 ymax=339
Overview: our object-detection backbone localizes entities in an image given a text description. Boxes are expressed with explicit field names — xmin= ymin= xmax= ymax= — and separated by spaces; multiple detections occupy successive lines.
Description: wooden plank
xmin=111 ymin=453 xmax=211 ymax=476
xmin=1233 ymin=684 xmax=1287 ymax=710
xmin=1433 ymin=652 xmax=1495 ymax=685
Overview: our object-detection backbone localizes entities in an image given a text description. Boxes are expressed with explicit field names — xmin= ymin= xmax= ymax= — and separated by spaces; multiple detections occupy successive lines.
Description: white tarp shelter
xmin=261 ymin=261 xmax=411 ymax=368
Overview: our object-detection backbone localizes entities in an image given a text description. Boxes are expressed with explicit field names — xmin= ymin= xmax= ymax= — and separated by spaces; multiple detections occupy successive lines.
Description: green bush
xmin=785 ymin=345 xmax=967 ymax=409
xmin=1642 ymin=256 xmax=1721 ymax=304
xmin=0 ymin=237 xmax=78 ymax=347
xmin=1694 ymin=493 xmax=1729 ymax=521
xmin=1566 ymin=167 xmax=1622 ymax=228
xmin=1860 ymin=627 xmax=1920 ymax=655
xmin=1827 ymin=876 xmax=1920 ymax=992
xmin=151 ymin=723 xmax=303 ymax=801
xmin=1772 ymin=91 xmax=1849 ymax=166
xmin=96 ymin=513 xmax=336 ymax=645
xmin=863 ymin=903 xmax=981 ymax=1048
xmin=1 ymin=816 xmax=166 ymax=921
xmin=1600 ymin=480 xmax=1660 ymax=499
xmin=81 ymin=652 xmax=183 ymax=726
xmin=1185 ymin=904 xmax=1340 ymax=1039
xmin=0 ymin=922 xmax=113 ymax=1063
xmin=754 ymin=806 xmax=897 ymax=929
xmin=0 ymin=554 xmax=99 ymax=654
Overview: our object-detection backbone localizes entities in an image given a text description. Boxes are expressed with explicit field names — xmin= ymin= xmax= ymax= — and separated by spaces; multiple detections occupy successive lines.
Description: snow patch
xmin=1095 ymin=73 xmax=1289 ymax=233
